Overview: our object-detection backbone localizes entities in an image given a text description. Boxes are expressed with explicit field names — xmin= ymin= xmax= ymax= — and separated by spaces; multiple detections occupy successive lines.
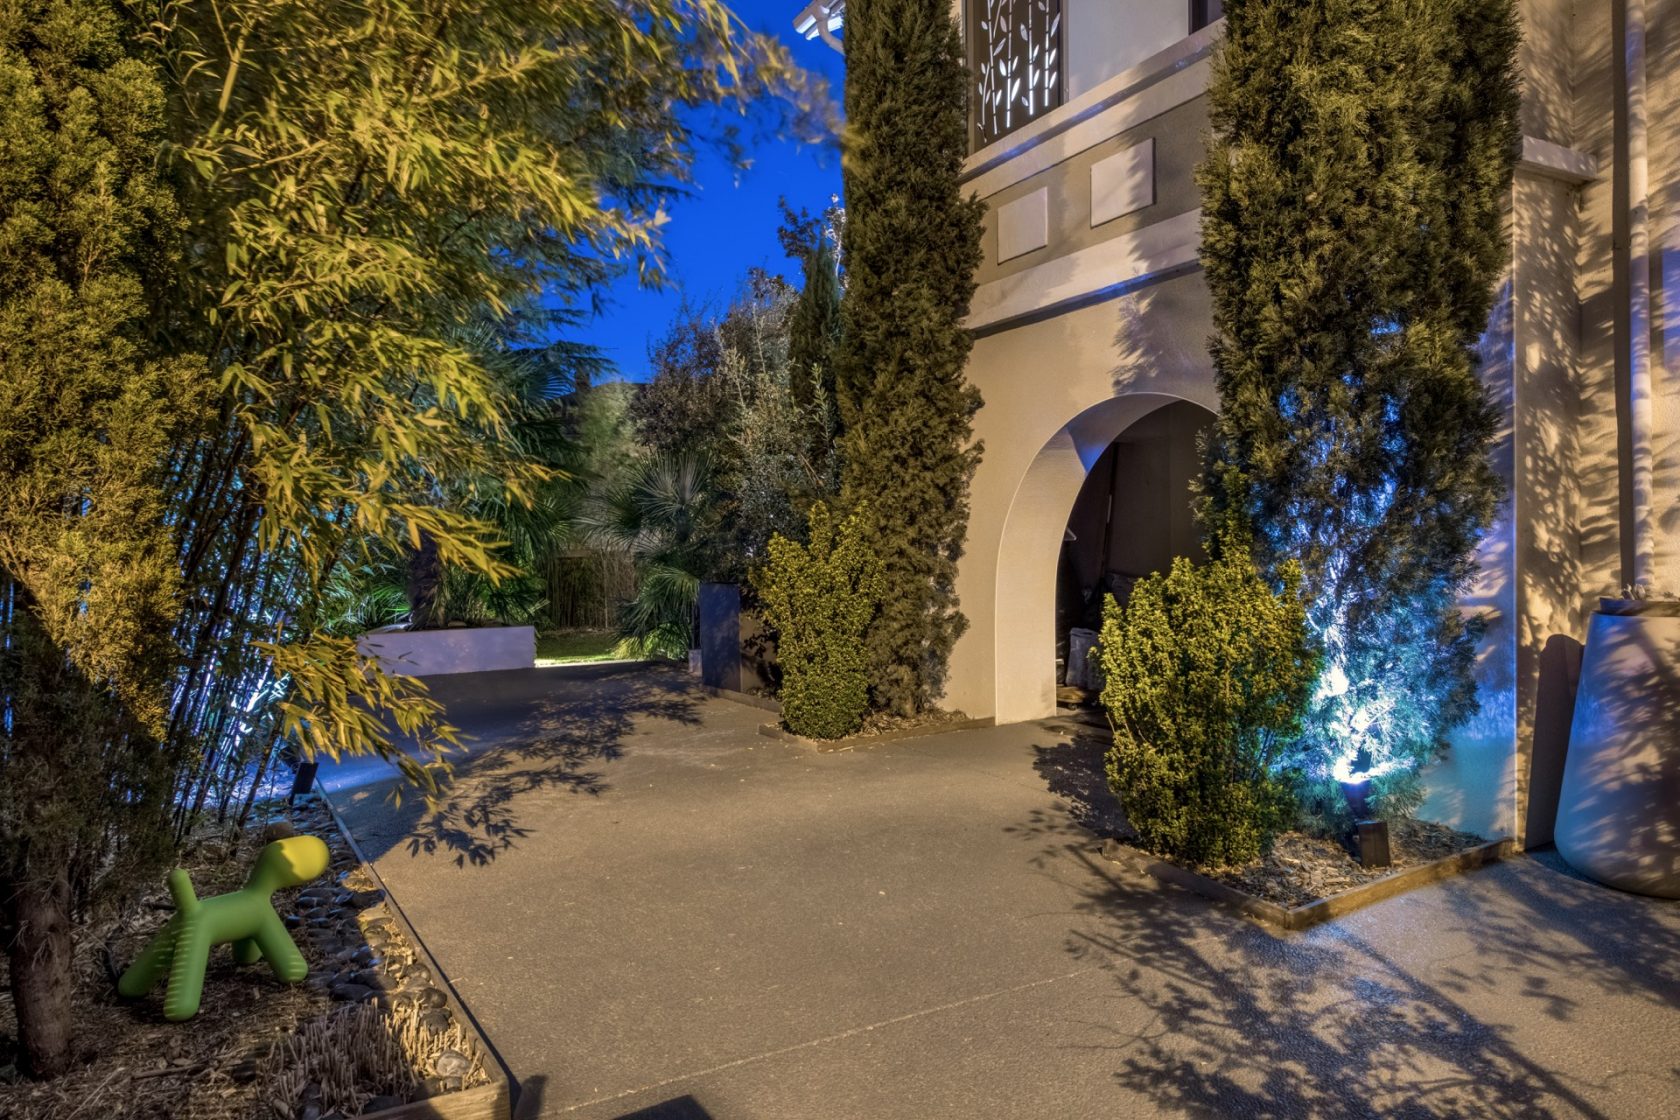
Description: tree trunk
xmin=406 ymin=532 xmax=444 ymax=630
xmin=4 ymin=865 xmax=75 ymax=1078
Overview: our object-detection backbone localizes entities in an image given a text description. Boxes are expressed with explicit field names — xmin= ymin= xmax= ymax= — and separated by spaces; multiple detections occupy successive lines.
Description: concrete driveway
xmin=320 ymin=664 xmax=1680 ymax=1119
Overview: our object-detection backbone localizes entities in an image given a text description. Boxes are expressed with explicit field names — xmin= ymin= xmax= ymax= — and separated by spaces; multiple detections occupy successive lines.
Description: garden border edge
xmin=1099 ymin=835 xmax=1516 ymax=932
xmin=316 ymin=788 xmax=515 ymax=1120
xmin=758 ymin=717 xmax=997 ymax=752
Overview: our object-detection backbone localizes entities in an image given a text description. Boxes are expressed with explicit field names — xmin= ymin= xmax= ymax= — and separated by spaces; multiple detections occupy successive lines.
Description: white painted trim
xmin=964 ymin=38 xmax=1217 ymax=200
xmin=1518 ymin=136 xmax=1600 ymax=185
xmin=792 ymin=0 xmax=844 ymax=51
xmin=967 ymin=208 xmax=1202 ymax=331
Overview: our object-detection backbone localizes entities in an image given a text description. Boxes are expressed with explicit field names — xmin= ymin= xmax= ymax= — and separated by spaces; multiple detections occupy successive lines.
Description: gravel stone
xmin=329 ymin=982 xmax=372 ymax=1003
xmin=432 ymin=1048 xmax=471 ymax=1079
xmin=260 ymin=821 xmax=299 ymax=843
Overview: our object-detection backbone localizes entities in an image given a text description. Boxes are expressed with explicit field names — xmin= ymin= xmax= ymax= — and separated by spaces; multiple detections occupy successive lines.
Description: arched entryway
xmin=991 ymin=394 xmax=1215 ymax=723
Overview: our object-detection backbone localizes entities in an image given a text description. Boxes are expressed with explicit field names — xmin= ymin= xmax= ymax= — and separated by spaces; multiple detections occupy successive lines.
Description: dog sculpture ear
xmin=249 ymin=835 xmax=332 ymax=891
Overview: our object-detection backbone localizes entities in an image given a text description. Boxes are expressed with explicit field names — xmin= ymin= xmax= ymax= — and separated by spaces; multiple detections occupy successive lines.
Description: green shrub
xmin=751 ymin=502 xmax=884 ymax=739
xmin=1099 ymin=540 xmax=1319 ymax=867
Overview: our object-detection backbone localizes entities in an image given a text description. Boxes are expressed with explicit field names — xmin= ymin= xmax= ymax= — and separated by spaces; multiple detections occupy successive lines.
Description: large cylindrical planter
xmin=1553 ymin=602 xmax=1680 ymax=898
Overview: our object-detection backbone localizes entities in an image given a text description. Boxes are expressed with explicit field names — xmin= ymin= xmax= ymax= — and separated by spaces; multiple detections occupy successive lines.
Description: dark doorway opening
xmin=1055 ymin=400 xmax=1211 ymax=711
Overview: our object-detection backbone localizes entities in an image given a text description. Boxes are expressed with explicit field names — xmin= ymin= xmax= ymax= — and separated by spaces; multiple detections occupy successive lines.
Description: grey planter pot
xmin=1553 ymin=602 xmax=1680 ymax=898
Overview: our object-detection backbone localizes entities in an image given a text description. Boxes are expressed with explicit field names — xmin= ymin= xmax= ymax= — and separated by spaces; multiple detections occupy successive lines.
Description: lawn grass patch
xmin=534 ymin=630 xmax=640 ymax=666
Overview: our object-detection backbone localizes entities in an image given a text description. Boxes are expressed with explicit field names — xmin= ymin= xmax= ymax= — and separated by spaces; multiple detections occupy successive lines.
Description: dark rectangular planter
xmin=698 ymin=582 xmax=777 ymax=694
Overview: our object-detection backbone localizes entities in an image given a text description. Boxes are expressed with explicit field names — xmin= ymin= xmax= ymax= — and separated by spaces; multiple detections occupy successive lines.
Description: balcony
xmin=795 ymin=1 xmax=1230 ymax=331
xmin=970 ymin=1 xmax=1223 ymax=149
xmin=796 ymin=3 xmax=1222 ymax=154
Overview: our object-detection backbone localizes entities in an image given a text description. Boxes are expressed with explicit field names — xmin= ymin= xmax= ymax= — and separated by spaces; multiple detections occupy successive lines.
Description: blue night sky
xmin=568 ymin=2 xmax=847 ymax=381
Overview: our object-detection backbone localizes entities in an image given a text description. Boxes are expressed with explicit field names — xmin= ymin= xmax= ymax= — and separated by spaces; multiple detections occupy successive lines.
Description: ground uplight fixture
xmin=1339 ymin=757 xmax=1392 ymax=869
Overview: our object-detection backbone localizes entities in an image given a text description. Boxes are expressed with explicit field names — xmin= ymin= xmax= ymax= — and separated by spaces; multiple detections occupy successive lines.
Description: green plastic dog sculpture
xmin=118 ymin=835 xmax=330 ymax=1020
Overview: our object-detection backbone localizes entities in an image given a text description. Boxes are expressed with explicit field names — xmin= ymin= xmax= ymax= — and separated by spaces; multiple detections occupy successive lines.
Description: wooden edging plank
xmin=758 ymin=717 xmax=997 ymax=752
xmin=1286 ymin=838 xmax=1516 ymax=928
xmin=358 ymin=1081 xmax=510 ymax=1120
xmin=1100 ymin=836 xmax=1515 ymax=933
xmin=316 ymin=788 xmax=515 ymax=1120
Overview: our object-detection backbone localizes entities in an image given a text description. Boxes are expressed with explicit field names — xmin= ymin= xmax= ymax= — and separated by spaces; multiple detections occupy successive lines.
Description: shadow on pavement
xmin=1067 ymin=849 xmax=1613 ymax=1118
xmin=1445 ymin=847 xmax=1680 ymax=1017
xmin=1030 ymin=729 xmax=1132 ymax=840
xmin=512 ymin=1073 xmax=546 ymax=1118
xmin=612 ymin=1095 xmax=715 ymax=1119
xmin=329 ymin=663 xmax=702 ymax=867
xmin=1014 ymin=731 xmax=1679 ymax=1118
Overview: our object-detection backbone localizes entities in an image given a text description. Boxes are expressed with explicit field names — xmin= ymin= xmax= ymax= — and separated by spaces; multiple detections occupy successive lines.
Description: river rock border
xmin=298 ymin=793 xmax=514 ymax=1120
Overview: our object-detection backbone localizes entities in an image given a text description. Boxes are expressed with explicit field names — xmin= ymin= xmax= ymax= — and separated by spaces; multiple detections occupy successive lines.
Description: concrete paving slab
xmin=319 ymin=664 xmax=1680 ymax=1119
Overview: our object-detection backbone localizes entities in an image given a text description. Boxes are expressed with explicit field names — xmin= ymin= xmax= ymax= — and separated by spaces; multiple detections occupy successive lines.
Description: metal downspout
xmin=1626 ymin=0 xmax=1656 ymax=587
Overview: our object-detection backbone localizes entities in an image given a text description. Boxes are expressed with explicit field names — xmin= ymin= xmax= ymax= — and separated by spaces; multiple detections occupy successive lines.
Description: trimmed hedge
xmin=751 ymin=503 xmax=884 ymax=739
xmin=1099 ymin=541 xmax=1319 ymax=867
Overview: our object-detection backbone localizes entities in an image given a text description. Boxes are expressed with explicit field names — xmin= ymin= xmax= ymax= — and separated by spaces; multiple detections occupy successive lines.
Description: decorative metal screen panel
xmin=970 ymin=0 xmax=1063 ymax=149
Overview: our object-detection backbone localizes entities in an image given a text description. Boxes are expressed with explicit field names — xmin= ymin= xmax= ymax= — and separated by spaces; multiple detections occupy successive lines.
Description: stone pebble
xmin=433 ymin=1048 xmax=472 ymax=1078
xmin=270 ymin=804 xmax=475 ymax=1113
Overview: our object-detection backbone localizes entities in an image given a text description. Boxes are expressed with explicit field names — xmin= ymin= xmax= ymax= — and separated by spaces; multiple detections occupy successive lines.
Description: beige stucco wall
xmin=1423 ymin=0 xmax=1594 ymax=844
xmin=1645 ymin=0 xmax=1680 ymax=591
xmin=975 ymin=95 xmax=1208 ymax=287
xmin=946 ymin=0 xmax=1680 ymax=844
xmin=948 ymin=272 xmax=1216 ymax=725
xmin=1576 ymin=0 xmax=1680 ymax=600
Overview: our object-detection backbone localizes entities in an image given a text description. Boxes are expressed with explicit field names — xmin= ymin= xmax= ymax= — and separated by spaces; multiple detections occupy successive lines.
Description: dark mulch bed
xmin=763 ymin=707 xmax=978 ymax=747
xmin=0 ymin=799 xmax=490 ymax=1119
xmin=854 ymin=707 xmax=972 ymax=738
xmin=1202 ymin=819 xmax=1489 ymax=908
xmin=1032 ymin=732 xmax=1488 ymax=909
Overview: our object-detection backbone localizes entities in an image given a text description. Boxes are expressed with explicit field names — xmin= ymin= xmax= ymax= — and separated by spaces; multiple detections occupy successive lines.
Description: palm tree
xmin=584 ymin=453 xmax=715 ymax=657
xmin=401 ymin=314 xmax=604 ymax=628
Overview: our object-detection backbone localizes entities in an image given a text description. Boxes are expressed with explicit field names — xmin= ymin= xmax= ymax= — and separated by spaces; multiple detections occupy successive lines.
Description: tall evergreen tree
xmin=788 ymin=237 xmax=842 ymax=416
xmin=837 ymin=0 xmax=984 ymax=715
xmin=1197 ymin=0 xmax=1520 ymax=813
xmin=0 ymin=0 xmax=210 ymax=1076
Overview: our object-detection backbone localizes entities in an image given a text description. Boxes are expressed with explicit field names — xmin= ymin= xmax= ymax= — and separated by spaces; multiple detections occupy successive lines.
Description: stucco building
xmin=797 ymin=1 xmax=1680 ymax=845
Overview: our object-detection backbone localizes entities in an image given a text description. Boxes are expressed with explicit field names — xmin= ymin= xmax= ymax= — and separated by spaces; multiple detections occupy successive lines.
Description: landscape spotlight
xmin=1339 ymin=772 xmax=1392 ymax=869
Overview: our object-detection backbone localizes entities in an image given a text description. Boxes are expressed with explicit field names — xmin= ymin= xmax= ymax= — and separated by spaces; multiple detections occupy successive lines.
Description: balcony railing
xmin=969 ymin=1 xmax=1065 ymax=149
xmin=794 ymin=1 xmax=1224 ymax=153
xmin=969 ymin=1 xmax=1223 ymax=150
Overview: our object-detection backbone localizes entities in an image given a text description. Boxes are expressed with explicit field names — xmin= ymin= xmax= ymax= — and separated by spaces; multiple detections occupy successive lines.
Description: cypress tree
xmin=0 ymin=0 xmax=202 ymax=1076
xmin=787 ymin=237 xmax=842 ymax=419
xmin=837 ymin=0 xmax=985 ymax=715
xmin=787 ymin=237 xmax=843 ymax=480
xmin=1198 ymin=0 xmax=1520 ymax=814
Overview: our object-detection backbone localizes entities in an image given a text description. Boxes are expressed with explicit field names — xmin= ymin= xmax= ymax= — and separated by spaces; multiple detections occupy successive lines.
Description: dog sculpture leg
xmin=116 ymin=917 xmax=179 ymax=999
xmin=253 ymin=909 xmax=310 ymax=983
